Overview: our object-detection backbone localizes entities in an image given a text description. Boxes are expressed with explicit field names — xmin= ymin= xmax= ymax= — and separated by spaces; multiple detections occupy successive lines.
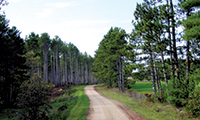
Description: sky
xmin=2 ymin=0 xmax=142 ymax=57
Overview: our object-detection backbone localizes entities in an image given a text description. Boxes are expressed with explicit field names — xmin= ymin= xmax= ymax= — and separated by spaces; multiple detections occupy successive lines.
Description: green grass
xmin=131 ymin=81 xmax=166 ymax=94
xmin=66 ymin=85 xmax=90 ymax=120
xmin=49 ymin=85 xmax=89 ymax=120
xmin=131 ymin=81 xmax=154 ymax=94
xmin=0 ymin=85 xmax=90 ymax=120
xmin=96 ymin=85 xmax=194 ymax=120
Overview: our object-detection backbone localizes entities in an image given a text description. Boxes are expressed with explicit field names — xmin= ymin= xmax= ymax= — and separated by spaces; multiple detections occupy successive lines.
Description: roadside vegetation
xmin=1 ymin=0 xmax=200 ymax=119
xmin=96 ymin=85 xmax=197 ymax=120
xmin=91 ymin=0 xmax=200 ymax=118
xmin=49 ymin=85 xmax=89 ymax=120
xmin=0 ymin=84 xmax=89 ymax=120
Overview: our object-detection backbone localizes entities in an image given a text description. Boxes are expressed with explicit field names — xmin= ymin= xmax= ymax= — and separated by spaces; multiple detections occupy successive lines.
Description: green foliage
xmin=16 ymin=74 xmax=54 ymax=120
xmin=92 ymin=27 xmax=127 ymax=88
xmin=49 ymin=85 xmax=89 ymax=120
xmin=166 ymin=77 xmax=194 ymax=107
xmin=186 ymin=90 xmax=200 ymax=117
xmin=0 ymin=14 xmax=28 ymax=108
xmin=165 ymin=68 xmax=200 ymax=116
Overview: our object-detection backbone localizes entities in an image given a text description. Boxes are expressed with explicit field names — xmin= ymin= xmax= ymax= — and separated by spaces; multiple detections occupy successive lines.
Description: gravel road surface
xmin=84 ymin=85 xmax=147 ymax=120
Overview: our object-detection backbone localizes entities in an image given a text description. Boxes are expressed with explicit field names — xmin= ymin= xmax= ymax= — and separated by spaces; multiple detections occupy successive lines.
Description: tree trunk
xmin=118 ymin=57 xmax=121 ymax=91
xmin=43 ymin=48 xmax=48 ymax=81
xmin=50 ymin=54 xmax=53 ymax=83
xmin=121 ymin=57 xmax=125 ymax=92
xmin=65 ymin=52 xmax=68 ymax=84
xmin=85 ymin=61 xmax=88 ymax=84
xmin=75 ymin=54 xmax=79 ymax=85
xmin=170 ymin=0 xmax=179 ymax=79
xmin=82 ymin=64 xmax=84 ymax=84
xmin=161 ymin=51 xmax=168 ymax=86
xmin=70 ymin=53 xmax=73 ymax=85
xmin=89 ymin=62 xmax=92 ymax=84
xmin=166 ymin=0 xmax=174 ymax=77
xmin=150 ymin=52 xmax=156 ymax=94
xmin=56 ymin=47 xmax=60 ymax=86
xmin=153 ymin=52 xmax=159 ymax=92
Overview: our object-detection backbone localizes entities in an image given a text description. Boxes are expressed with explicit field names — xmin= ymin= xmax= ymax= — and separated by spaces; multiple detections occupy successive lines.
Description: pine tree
xmin=39 ymin=33 xmax=51 ymax=82
xmin=0 ymin=14 xmax=28 ymax=107
xmin=179 ymin=0 xmax=200 ymax=77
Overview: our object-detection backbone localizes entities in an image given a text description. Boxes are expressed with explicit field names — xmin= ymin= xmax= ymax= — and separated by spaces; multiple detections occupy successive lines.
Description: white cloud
xmin=46 ymin=2 xmax=74 ymax=8
xmin=34 ymin=8 xmax=53 ymax=18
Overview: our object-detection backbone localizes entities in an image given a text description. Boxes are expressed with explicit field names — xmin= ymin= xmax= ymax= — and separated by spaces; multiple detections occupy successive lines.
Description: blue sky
xmin=3 ymin=0 xmax=142 ymax=57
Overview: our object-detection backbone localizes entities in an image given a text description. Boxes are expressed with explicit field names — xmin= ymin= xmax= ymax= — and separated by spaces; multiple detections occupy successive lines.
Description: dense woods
xmin=0 ymin=0 xmax=200 ymax=118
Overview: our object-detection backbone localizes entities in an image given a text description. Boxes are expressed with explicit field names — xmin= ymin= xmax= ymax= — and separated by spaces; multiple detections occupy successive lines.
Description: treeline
xmin=92 ymin=0 xmax=200 ymax=117
xmin=25 ymin=32 xmax=96 ymax=87
xmin=0 ymin=6 xmax=96 ymax=109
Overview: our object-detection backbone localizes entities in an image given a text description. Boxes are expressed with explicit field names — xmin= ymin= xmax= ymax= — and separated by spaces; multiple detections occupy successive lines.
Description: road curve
xmin=84 ymin=85 xmax=146 ymax=120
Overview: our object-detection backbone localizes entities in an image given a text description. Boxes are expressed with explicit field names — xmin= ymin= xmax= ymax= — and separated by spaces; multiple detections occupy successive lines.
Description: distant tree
xmin=25 ymin=32 xmax=41 ymax=77
xmin=39 ymin=33 xmax=51 ymax=82
xmin=61 ymin=43 xmax=68 ymax=85
xmin=51 ymin=36 xmax=63 ymax=86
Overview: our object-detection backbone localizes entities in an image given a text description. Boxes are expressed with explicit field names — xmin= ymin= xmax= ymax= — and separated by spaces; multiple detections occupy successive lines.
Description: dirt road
xmin=84 ymin=85 xmax=147 ymax=120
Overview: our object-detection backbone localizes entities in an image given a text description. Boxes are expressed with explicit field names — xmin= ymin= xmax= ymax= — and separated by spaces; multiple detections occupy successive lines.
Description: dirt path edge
xmin=94 ymin=86 xmax=147 ymax=120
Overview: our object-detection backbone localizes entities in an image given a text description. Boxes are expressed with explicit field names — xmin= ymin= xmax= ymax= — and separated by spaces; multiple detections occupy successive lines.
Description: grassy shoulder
xmin=96 ymin=85 xmax=195 ymax=120
xmin=49 ymin=85 xmax=90 ymax=120
xmin=0 ymin=85 xmax=90 ymax=120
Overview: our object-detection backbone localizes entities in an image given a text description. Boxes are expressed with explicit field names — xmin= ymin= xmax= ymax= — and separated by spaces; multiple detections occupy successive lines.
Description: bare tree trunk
xmin=85 ymin=61 xmax=88 ymax=84
xmin=43 ymin=48 xmax=48 ymax=81
xmin=166 ymin=0 xmax=174 ymax=77
xmin=64 ymin=52 xmax=68 ymax=84
xmin=56 ymin=47 xmax=60 ymax=86
xmin=170 ymin=0 xmax=179 ymax=79
xmin=89 ymin=63 xmax=92 ymax=84
xmin=53 ymin=53 xmax=56 ymax=84
xmin=161 ymin=51 xmax=168 ymax=85
xmin=118 ymin=57 xmax=121 ymax=91
xmin=121 ymin=57 xmax=125 ymax=92
xmin=153 ymin=52 xmax=159 ymax=92
xmin=82 ymin=64 xmax=84 ymax=84
xmin=157 ymin=67 xmax=162 ymax=92
xmin=70 ymin=53 xmax=73 ymax=85
xmin=150 ymin=52 xmax=156 ymax=94
xmin=50 ymin=54 xmax=53 ymax=83
xmin=75 ymin=54 xmax=79 ymax=85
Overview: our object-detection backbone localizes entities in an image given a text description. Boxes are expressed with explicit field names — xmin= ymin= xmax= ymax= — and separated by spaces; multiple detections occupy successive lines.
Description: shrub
xmin=166 ymin=68 xmax=200 ymax=117
xmin=186 ymin=91 xmax=200 ymax=117
xmin=16 ymin=74 xmax=54 ymax=120
xmin=126 ymin=78 xmax=136 ymax=89
xmin=166 ymin=77 xmax=195 ymax=107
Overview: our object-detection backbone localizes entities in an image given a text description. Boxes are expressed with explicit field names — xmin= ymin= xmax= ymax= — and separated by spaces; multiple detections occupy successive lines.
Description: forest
xmin=0 ymin=0 xmax=200 ymax=119
xmin=0 ymin=0 xmax=96 ymax=114
xmin=92 ymin=0 xmax=200 ymax=117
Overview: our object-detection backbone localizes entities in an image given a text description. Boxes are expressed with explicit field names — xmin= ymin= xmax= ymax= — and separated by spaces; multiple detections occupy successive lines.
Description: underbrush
xmin=0 ymin=85 xmax=90 ymax=120
xmin=96 ymin=85 xmax=196 ymax=120
xmin=49 ymin=85 xmax=89 ymax=120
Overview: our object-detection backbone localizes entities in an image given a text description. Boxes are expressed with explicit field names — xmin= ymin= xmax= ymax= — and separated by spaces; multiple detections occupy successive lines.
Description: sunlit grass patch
xmin=96 ymin=85 xmax=192 ymax=120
